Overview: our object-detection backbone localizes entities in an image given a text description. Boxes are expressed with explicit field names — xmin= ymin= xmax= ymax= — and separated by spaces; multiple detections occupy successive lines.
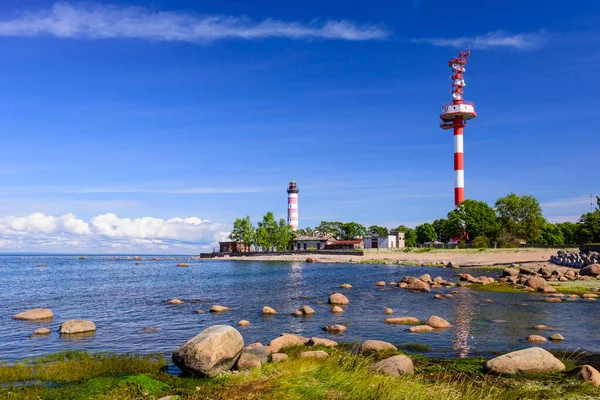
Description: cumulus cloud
xmin=0 ymin=213 xmax=231 ymax=254
xmin=412 ymin=30 xmax=547 ymax=50
xmin=0 ymin=2 xmax=388 ymax=43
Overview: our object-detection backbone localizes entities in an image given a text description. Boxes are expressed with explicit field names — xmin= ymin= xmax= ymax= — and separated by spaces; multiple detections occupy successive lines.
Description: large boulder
xmin=580 ymin=264 xmax=600 ymax=277
xmin=406 ymin=280 xmax=431 ymax=292
xmin=60 ymin=320 xmax=96 ymax=334
xmin=172 ymin=325 xmax=244 ymax=377
xmin=524 ymin=277 xmax=549 ymax=291
xmin=368 ymin=355 xmax=414 ymax=376
xmin=328 ymin=293 xmax=349 ymax=305
xmin=359 ymin=340 xmax=397 ymax=353
xmin=426 ymin=316 xmax=451 ymax=329
xmin=268 ymin=334 xmax=309 ymax=352
xmin=484 ymin=347 xmax=565 ymax=375
xmin=13 ymin=308 xmax=53 ymax=321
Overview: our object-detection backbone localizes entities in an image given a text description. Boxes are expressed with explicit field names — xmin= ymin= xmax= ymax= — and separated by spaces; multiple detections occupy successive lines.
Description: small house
xmin=293 ymin=235 xmax=335 ymax=251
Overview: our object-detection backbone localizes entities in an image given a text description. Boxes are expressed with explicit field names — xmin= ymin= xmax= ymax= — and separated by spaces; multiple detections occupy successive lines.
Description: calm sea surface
xmin=1 ymin=256 xmax=599 ymax=363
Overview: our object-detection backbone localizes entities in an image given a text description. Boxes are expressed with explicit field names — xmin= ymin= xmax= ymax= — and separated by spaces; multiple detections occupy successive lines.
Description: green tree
xmin=577 ymin=210 xmax=600 ymax=244
xmin=275 ymin=218 xmax=295 ymax=251
xmin=395 ymin=225 xmax=417 ymax=247
xmin=432 ymin=218 xmax=451 ymax=243
xmin=556 ymin=222 xmax=579 ymax=245
xmin=495 ymin=193 xmax=545 ymax=243
xmin=296 ymin=227 xmax=314 ymax=237
xmin=315 ymin=221 xmax=344 ymax=238
xmin=340 ymin=222 xmax=367 ymax=240
xmin=368 ymin=225 xmax=389 ymax=237
xmin=255 ymin=212 xmax=279 ymax=251
xmin=229 ymin=216 xmax=255 ymax=251
xmin=447 ymin=199 xmax=499 ymax=243
xmin=472 ymin=235 xmax=490 ymax=249
xmin=415 ymin=223 xmax=436 ymax=244
xmin=539 ymin=223 xmax=565 ymax=246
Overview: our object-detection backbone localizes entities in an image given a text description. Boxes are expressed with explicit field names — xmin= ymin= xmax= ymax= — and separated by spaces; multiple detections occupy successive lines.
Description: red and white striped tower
xmin=440 ymin=50 xmax=477 ymax=206
xmin=287 ymin=180 xmax=299 ymax=231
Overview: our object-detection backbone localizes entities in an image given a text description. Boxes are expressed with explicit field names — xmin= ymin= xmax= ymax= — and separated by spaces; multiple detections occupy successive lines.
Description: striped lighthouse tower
xmin=440 ymin=49 xmax=477 ymax=206
xmin=287 ymin=180 xmax=299 ymax=231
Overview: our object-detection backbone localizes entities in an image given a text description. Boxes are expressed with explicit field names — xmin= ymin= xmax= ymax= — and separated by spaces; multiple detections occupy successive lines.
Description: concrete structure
xmin=293 ymin=235 xmax=335 ymax=251
xmin=440 ymin=49 xmax=477 ymax=206
xmin=287 ymin=180 xmax=299 ymax=231
xmin=364 ymin=232 xmax=405 ymax=249
xmin=219 ymin=241 xmax=252 ymax=253
xmin=325 ymin=239 xmax=364 ymax=250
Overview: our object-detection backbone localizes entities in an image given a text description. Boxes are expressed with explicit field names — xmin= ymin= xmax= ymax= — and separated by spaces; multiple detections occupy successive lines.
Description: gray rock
xmin=359 ymin=340 xmax=397 ymax=353
xmin=328 ymin=293 xmax=349 ymax=305
xmin=300 ymin=351 xmax=329 ymax=359
xmin=368 ymin=355 xmax=414 ymax=376
xmin=271 ymin=353 xmax=289 ymax=362
xmin=60 ymin=320 xmax=96 ymax=334
xmin=484 ymin=347 xmax=565 ymax=375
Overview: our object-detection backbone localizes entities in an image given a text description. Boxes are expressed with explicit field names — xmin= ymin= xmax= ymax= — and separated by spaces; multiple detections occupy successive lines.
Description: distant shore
xmin=221 ymin=248 xmax=569 ymax=268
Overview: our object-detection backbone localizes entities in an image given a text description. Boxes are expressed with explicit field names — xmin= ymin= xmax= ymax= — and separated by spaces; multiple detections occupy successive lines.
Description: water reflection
xmin=452 ymin=289 xmax=476 ymax=358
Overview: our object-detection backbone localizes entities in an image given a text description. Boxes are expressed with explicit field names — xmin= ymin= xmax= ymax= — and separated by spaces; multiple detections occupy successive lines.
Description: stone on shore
xmin=543 ymin=298 xmax=562 ymax=303
xmin=384 ymin=317 xmax=419 ymax=325
xmin=409 ymin=325 xmax=434 ymax=333
xmin=307 ymin=337 xmax=338 ymax=347
xmin=339 ymin=284 xmax=353 ymax=289
xmin=581 ymin=365 xmax=600 ymax=387
xmin=34 ymin=328 xmax=51 ymax=335
xmin=172 ymin=325 xmax=244 ymax=377
xmin=368 ymin=355 xmax=414 ymax=376
xmin=426 ymin=316 xmax=451 ymax=329
xmin=331 ymin=306 xmax=344 ymax=314
xmin=13 ymin=308 xmax=53 ymax=321
xmin=359 ymin=340 xmax=396 ymax=353
xmin=549 ymin=333 xmax=564 ymax=341
xmin=406 ymin=280 xmax=431 ymax=292
xmin=527 ymin=335 xmax=547 ymax=343
xmin=268 ymin=334 xmax=310 ymax=352
xmin=271 ymin=353 xmax=289 ymax=362
xmin=237 ymin=320 xmax=250 ymax=326
xmin=323 ymin=324 xmax=346 ymax=334
xmin=300 ymin=351 xmax=329 ymax=359
xmin=580 ymin=264 xmax=600 ymax=277
xmin=262 ymin=306 xmax=278 ymax=315
xmin=167 ymin=299 xmax=184 ymax=305
xmin=328 ymin=293 xmax=349 ymax=305
xmin=235 ymin=343 xmax=267 ymax=371
xmin=418 ymin=274 xmax=432 ymax=283
xmin=301 ymin=306 xmax=315 ymax=315
xmin=503 ymin=267 xmax=520 ymax=277
xmin=484 ymin=347 xmax=565 ymax=375
xmin=60 ymin=320 xmax=96 ymax=334
xmin=524 ymin=277 xmax=549 ymax=291
xmin=210 ymin=305 xmax=230 ymax=313
xmin=384 ymin=308 xmax=393 ymax=315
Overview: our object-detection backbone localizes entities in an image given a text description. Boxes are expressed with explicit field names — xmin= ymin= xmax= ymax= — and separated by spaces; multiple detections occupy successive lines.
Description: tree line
xmin=229 ymin=212 xmax=295 ymax=252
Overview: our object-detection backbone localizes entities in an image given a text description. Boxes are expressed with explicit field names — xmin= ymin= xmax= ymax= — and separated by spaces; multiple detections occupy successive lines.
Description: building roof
xmin=294 ymin=235 xmax=334 ymax=242
xmin=331 ymin=239 xmax=363 ymax=245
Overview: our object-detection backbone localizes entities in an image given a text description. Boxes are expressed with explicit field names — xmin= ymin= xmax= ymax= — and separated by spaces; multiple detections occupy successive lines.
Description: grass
xmin=0 ymin=350 xmax=598 ymax=399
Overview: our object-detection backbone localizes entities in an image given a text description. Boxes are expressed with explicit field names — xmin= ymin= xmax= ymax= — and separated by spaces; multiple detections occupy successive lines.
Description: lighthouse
xmin=440 ymin=50 xmax=477 ymax=206
xmin=287 ymin=180 xmax=299 ymax=230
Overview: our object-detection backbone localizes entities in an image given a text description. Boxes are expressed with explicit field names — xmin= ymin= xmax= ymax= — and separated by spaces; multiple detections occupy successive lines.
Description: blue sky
xmin=0 ymin=0 xmax=597 ymax=253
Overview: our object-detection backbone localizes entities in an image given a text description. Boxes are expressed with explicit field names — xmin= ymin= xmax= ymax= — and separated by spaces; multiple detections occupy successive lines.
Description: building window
xmin=297 ymin=243 xmax=301 ymax=250
xmin=317 ymin=243 xmax=321 ymax=250
xmin=303 ymin=243 xmax=307 ymax=250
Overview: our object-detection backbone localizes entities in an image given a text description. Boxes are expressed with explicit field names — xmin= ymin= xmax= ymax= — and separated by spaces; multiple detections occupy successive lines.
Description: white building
xmin=364 ymin=232 xmax=405 ymax=249
xmin=293 ymin=235 xmax=335 ymax=251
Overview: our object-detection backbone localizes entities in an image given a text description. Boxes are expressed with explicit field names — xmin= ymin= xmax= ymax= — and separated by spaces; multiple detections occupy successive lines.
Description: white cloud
xmin=0 ymin=2 xmax=388 ymax=43
xmin=0 ymin=212 xmax=231 ymax=254
xmin=541 ymin=196 xmax=592 ymax=209
xmin=412 ymin=30 xmax=546 ymax=50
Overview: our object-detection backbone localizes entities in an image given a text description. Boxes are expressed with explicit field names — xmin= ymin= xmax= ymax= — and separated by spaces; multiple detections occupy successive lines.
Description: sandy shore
xmin=223 ymin=248 xmax=571 ymax=268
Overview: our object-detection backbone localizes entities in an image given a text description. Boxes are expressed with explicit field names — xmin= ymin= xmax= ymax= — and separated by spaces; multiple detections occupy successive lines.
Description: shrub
xmin=472 ymin=235 xmax=490 ymax=249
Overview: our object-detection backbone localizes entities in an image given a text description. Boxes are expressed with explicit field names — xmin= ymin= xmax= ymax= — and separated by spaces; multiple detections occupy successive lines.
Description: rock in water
xmin=375 ymin=281 xmax=386 ymax=286
xmin=384 ymin=317 xmax=419 ymax=325
xmin=210 ymin=305 xmax=230 ymax=313
xmin=262 ymin=306 xmax=278 ymax=315
xmin=167 ymin=299 xmax=184 ymax=305
xmin=328 ymin=293 xmax=349 ymax=305
xmin=426 ymin=316 xmax=451 ymax=329
xmin=339 ymin=284 xmax=353 ymax=289
xmin=172 ymin=325 xmax=244 ymax=377
xmin=409 ymin=325 xmax=434 ymax=333
xmin=368 ymin=355 xmax=414 ymax=376
xmin=384 ymin=308 xmax=393 ymax=315
xmin=406 ymin=280 xmax=431 ymax=292
xmin=323 ymin=324 xmax=346 ymax=334
xmin=527 ymin=335 xmax=547 ymax=343
xmin=331 ymin=306 xmax=344 ymax=313
xmin=237 ymin=320 xmax=250 ymax=326
xmin=13 ymin=308 xmax=53 ymax=321
xmin=34 ymin=328 xmax=51 ymax=335
xmin=581 ymin=365 xmax=600 ymax=387
xmin=301 ymin=306 xmax=315 ymax=315
xmin=359 ymin=340 xmax=397 ymax=353
xmin=549 ymin=333 xmax=564 ymax=341
xmin=484 ymin=347 xmax=565 ymax=375
xmin=60 ymin=320 xmax=96 ymax=334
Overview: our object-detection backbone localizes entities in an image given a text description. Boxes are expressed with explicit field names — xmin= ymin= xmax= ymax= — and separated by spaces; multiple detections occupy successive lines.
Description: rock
xmin=359 ymin=340 xmax=396 ymax=353
xmin=474 ymin=277 xmax=494 ymax=285
xmin=447 ymin=262 xmax=460 ymax=268
xmin=331 ymin=306 xmax=344 ymax=314
xmin=238 ymin=320 xmax=250 ymax=326
xmin=33 ymin=328 xmax=51 ymax=335
xmin=172 ymin=325 xmax=244 ymax=377
xmin=300 ymin=351 xmax=329 ymax=359
xmin=533 ymin=325 xmax=552 ymax=330
xmin=262 ymin=306 xmax=278 ymax=315
xmin=549 ymin=333 xmax=564 ymax=341
xmin=177 ymin=263 xmax=189 ymax=267
xmin=542 ymin=298 xmax=562 ymax=303
xmin=401 ymin=276 xmax=418 ymax=284
xmin=384 ymin=308 xmax=393 ymax=315
xmin=388 ymin=282 xmax=397 ymax=285
xmin=398 ymin=282 xmax=408 ymax=288
xmin=503 ymin=267 xmax=520 ymax=277
xmin=385 ymin=317 xmax=419 ymax=325
xmin=542 ymin=286 xmax=557 ymax=293
xmin=434 ymin=294 xmax=443 ymax=299
xmin=433 ymin=276 xmax=444 ymax=284
xmin=210 ymin=305 xmax=230 ymax=313
xmin=527 ymin=335 xmax=547 ymax=343
xmin=418 ymin=274 xmax=432 ymax=283
xmin=328 ymin=293 xmax=349 ymax=305
xmin=581 ymin=365 xmax=600 ymax=387
xmin=458 ymin=273 xmax=475 ymax=282
xmin=307 ymin=337 xmax=338 ymax=347
xmin=195 ymin=310 xmax=204 ymax=314
xmin=271 ymin=353 xmax=289 ymax=362
xmin=236 ymin=343 xmax=267 ymax=371
xmin=580 ymin=264 xmax=600 ymax=277
xmin=484 ymin=347 xmax=565 ymax=375
xmin=375 ymin=281 xmax=386 ymax=286
xmin=406 ymin=280 xmax=431 ymax=292
xmin=60 ymin=320 xmax=96 ymax=334
xmin=167 ymin=299 xmax=184 ymax=305
xmin=323 ymin=324 xmax=346 ymax=334
xmin=426 ymin=316 xmax=451 ymax=329
xmin=409 ymin=325 xmax=434 ymax=333
xmin=368 ymin=355 xmax=414 ymax=376
xmin=306 ymin=257 xmax=316 ymax=263
xmin=524 ymin=277 xmax=549 ymax=291
xmin=582 ymin=294 xmax=599 ymax=299
xmin=268 ymin=334 xmax=310 ymax=352
xmin=13 ymin=308 xmax=54 ymax=321
xmin=301 ymin=306 xmax=315 ymax=315
xmin=291 ymin=310 xmax=303 ymax=317
xmin=340 ymin=283 xmax=353 ymax=289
